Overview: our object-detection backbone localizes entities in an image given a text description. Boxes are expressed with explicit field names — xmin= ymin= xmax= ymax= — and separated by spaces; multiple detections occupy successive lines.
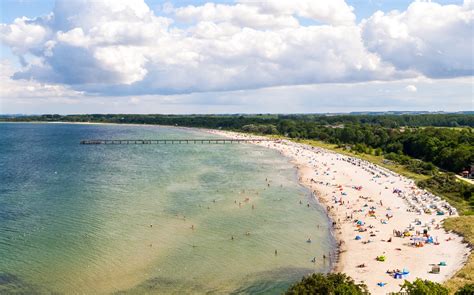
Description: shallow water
xmin=0 ymin=123 xmax=333 ymax=294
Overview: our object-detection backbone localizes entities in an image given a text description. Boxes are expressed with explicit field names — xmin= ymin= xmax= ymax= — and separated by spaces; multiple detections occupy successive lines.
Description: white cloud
xmin=56 ymin=28 xmax=90 ymax=48
xmin=93 ymin=46 xmax=148 ymax=84
xmin=173 ymin=0 xmax=356 ymax=29
xmin=0 ymin=59 xmax=83 ymax=100
xmin=128 ymin=97 xmax=140 ymax=105
xmin=3 ymin=77 xmax=471 ymax=114
xmin=361 ymin=0 xmax=473 ymax=78
xmin=406 ymin=84 xmax=417 ymax=92
xmin=0 ymin=15 xmax=52 ymax=55
xmin=174 ymin=3 xmax=300 ymax=30
xmin=0 ymin=0 xmax=472 ymax=98
xmin=238 ymin=0 xmax=356 ymax=26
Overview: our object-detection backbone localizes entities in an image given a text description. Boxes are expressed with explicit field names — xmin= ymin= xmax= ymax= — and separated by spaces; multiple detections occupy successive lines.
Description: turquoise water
xmin=0 ymin=123 xmax=333 ymax=294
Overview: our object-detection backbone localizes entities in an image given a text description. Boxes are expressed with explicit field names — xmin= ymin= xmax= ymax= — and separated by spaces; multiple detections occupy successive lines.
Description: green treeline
xmin=4 ymin=113 xmax=473 ymax=174
xmin=278 ymin=122 xmax=473 ymax=174
xmin=4 ymin=113 xmax=473 ymax=128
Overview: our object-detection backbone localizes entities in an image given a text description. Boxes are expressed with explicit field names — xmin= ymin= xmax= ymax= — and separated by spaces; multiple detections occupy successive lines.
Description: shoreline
xmin=3 ymin=121 xmax=471 ymax=293
xmin=208 ymin=129 xmax=471 ymax=294
xmin=290 ymin=159 xmax=341 ymax=273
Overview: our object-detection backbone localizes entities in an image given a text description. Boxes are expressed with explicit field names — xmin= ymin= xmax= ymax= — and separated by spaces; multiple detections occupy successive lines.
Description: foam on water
xmin=0 ymin=123 xmax=334 ymax=294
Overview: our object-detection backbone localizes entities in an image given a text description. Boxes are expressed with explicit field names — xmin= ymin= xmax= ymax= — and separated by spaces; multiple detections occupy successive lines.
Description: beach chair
xmin=431 ymin=265 xmax=440 ymax=274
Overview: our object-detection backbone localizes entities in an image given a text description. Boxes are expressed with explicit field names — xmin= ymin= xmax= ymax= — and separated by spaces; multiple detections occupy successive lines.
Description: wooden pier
xmin=80 ymin=139 xmax=277 ymax=145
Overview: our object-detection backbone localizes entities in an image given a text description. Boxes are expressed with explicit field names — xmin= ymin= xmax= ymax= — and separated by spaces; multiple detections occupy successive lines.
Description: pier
xmin=80 ymin=139 xmax=277 ymax=145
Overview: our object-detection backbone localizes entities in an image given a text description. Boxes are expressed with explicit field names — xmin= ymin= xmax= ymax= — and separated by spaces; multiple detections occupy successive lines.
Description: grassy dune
xmin=443 ymin=216 xmax=474 ymax=293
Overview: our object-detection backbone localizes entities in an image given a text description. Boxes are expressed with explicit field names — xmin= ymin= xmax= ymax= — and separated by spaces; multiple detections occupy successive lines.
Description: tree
xmin=338 ymin=127 xmax=356 ymax=143
xmin=386 ymin=142 xmax=403 ymax=154
xmin=399 ymin=278 xmax=449 ymax=295
xmin=285 ymin=273 xmax=369 ymax=295
xmin=374 ymin=148 xmax=383 ymax=156
xmin=455 ymin=283 xmax=474 ymax=295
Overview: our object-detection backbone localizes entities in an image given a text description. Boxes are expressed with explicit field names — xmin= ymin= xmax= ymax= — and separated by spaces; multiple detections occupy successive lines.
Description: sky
xmin=0 ymin=0 xmax=472 ymax=114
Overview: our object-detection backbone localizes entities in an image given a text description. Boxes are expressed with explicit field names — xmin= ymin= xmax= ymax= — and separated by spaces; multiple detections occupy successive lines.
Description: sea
xmin=0 ymin=122 xmax=333 ymax=294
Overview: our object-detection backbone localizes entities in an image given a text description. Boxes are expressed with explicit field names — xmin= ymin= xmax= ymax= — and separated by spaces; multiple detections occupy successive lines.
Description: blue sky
xmin=0 ymin=0 xmax=472 ymax=114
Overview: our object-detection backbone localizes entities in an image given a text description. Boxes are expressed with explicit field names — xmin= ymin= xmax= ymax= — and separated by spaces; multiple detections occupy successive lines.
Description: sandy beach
xmin=210 ymin=130 xmax=471 ymax=294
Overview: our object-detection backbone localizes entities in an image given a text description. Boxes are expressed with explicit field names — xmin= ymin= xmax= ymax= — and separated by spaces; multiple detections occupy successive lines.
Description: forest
xmin=276 ymin=121 xmax=473 ymax=174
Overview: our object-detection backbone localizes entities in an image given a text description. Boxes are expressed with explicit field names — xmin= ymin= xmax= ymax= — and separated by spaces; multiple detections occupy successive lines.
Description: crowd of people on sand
xmin=204 ymin=130 xmax=468 ymax=293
